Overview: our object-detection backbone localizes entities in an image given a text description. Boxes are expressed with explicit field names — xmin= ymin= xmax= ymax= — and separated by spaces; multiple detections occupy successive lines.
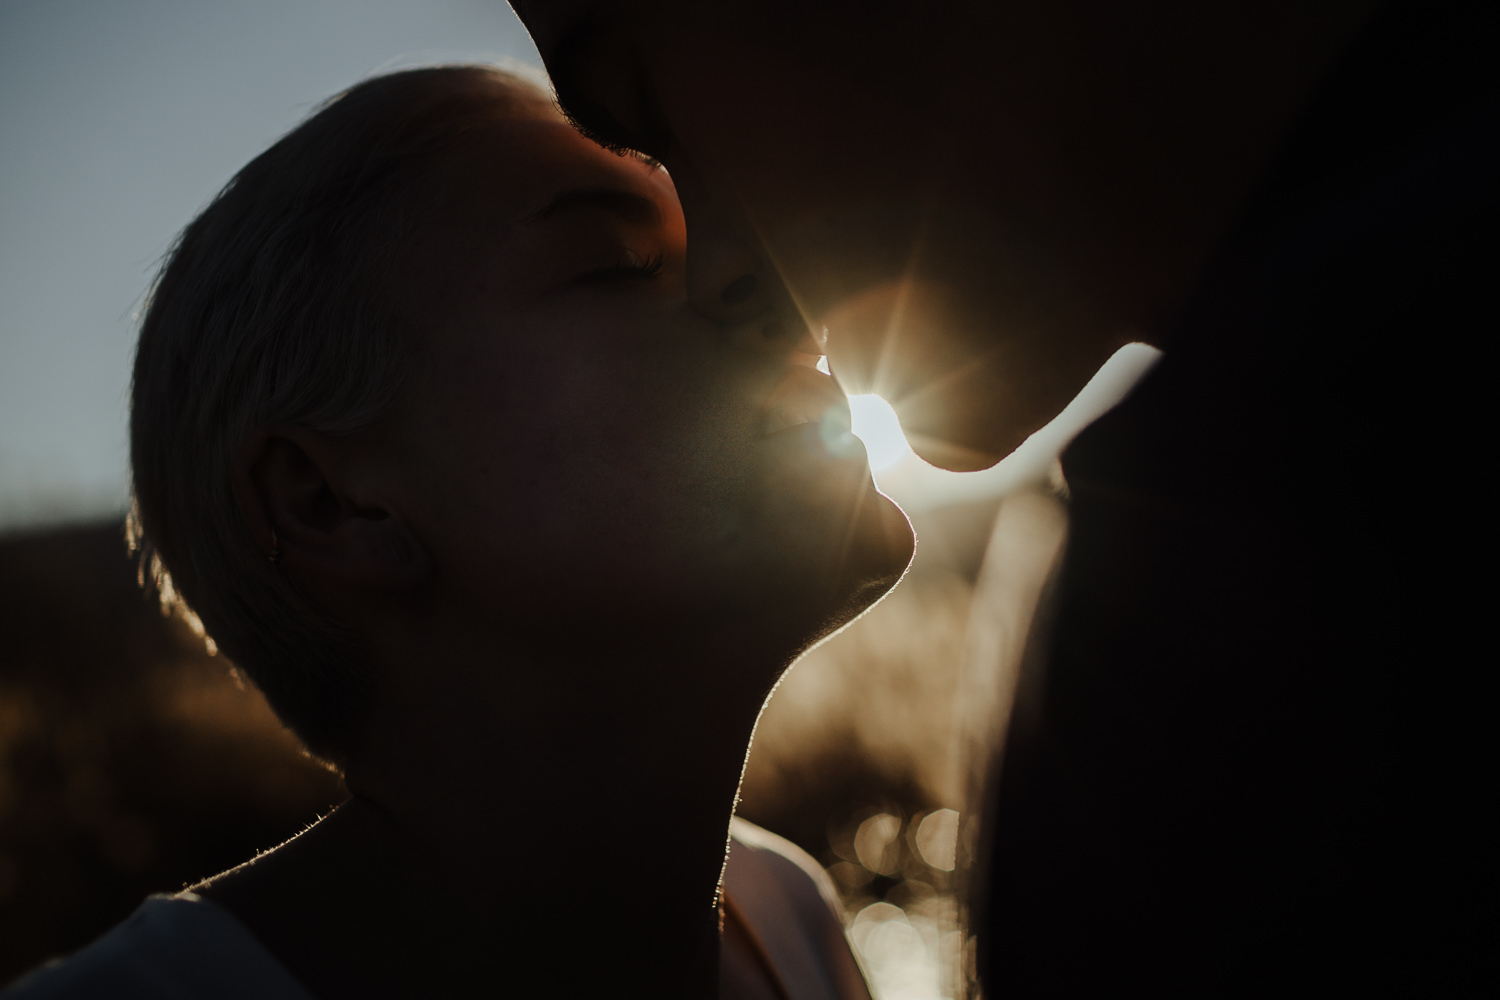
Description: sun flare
xmin=848 ymin=394 xmax=912 ymax=472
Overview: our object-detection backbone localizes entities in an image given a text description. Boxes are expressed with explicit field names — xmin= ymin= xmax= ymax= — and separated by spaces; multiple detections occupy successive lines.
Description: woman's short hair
xmin=128 ymin=65 xmax=553 ymax=764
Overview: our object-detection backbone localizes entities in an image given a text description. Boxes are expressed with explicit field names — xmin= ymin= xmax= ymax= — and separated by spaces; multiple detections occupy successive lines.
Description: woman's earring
xmin=267 ymin=528 xmax=281 ymax=565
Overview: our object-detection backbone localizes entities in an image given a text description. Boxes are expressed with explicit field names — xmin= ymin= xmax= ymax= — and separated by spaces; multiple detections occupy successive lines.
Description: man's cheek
xmin=655 ymin=33 xmax=915 ymax=205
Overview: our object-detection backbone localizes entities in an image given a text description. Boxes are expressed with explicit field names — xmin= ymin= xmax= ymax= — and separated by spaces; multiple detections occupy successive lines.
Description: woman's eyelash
xmin=581 ymin=251 xmax=665 ymax=282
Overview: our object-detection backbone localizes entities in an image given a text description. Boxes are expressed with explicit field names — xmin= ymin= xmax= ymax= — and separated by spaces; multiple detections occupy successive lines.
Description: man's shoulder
xmin=2 ymin=894 xmax=314 ymax=1000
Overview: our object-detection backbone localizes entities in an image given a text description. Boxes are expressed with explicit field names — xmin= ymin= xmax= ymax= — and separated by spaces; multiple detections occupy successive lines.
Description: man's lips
xmin=760 ymin=364 xmax=853 ymax=439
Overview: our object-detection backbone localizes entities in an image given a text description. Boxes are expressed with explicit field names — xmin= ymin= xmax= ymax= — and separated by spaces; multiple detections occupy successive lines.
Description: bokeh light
xmin=854 ymin=812 xmax=903 ymax=875
xmin=915 ymin=809 xmax=960 ymax=872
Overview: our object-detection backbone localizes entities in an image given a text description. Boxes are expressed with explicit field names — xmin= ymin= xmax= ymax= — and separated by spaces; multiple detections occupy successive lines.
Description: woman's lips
xmin=760 ymin=364 xmax=852 ymax=438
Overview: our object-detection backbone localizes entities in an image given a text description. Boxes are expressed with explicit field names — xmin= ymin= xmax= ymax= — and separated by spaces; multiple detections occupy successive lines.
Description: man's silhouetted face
xmin=514 ymin=0 xmax=1369 ymax=469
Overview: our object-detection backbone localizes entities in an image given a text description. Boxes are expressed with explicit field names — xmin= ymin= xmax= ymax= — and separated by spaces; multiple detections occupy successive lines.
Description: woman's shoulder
xmin=723 ymin=817 xmax=873 ymax=1000
xmin=727 ymin=817 xmax=847 ymax=919
xmin=1 ymin=893 xmax=314 ymax=1000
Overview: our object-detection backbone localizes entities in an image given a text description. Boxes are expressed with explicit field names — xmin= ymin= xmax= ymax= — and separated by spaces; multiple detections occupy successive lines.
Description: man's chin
xmin=902 ymin=431 xmax=1010 ymax=472
xmin=895 ymin=372 xmax=1074 ymax=472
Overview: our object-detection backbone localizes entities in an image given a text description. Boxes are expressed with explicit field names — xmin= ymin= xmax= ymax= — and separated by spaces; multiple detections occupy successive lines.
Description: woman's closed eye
xmin=577 ymin=248 xmax=665 ymax=284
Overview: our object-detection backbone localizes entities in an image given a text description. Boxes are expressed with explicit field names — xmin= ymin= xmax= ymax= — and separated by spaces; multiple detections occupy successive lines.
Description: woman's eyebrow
xmin=522 ymin=187 xmax=661 ymax=226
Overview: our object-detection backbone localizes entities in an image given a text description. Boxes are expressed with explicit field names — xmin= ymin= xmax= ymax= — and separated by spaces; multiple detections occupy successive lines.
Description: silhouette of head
xmin=129 ymin=65 xmax=914 ymax=763
xmin=513 ymin=0 xmax=1364 ymax=467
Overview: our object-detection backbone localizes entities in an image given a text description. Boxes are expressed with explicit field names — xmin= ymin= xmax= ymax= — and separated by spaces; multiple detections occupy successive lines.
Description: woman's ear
xmin=232 ymin=427 xmax=431 ymax=594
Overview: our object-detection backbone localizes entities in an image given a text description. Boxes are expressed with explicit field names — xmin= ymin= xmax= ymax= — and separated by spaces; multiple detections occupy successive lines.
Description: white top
xmin=1 ymin=891 xmax=315 ymax=1000
xmin=721 ymin=817 xmax=872 ymax=1000
xmin=4 ymin=818 xmax=870 ymax=1000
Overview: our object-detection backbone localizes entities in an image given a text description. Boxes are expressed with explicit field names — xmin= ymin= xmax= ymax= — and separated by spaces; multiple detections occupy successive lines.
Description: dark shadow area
xmin=0 ymin=522 xmax=343 ymax=984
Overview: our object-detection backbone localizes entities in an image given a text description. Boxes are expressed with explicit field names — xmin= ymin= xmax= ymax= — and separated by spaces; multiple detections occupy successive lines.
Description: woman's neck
xmin=197 ymin=635 xmax=784 ymax=998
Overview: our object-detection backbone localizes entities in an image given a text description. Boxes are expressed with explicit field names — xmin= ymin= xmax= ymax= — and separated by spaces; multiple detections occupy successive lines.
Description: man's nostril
xmin=720 ymin=274 xmax=758 ymax=306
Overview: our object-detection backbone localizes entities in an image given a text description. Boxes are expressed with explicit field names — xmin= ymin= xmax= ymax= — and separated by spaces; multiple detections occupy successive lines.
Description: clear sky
xmin=0 ymin=0 xmax=541 ymax=531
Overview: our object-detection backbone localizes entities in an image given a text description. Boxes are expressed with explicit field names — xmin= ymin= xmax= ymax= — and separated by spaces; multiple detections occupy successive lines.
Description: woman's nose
xmin=687 ymin=223 xmax=823 ymax=357
xmin=674 ymin=160 xmax=820 ymax=357
xmin=687 ymin=231 xmax=769 ymax=324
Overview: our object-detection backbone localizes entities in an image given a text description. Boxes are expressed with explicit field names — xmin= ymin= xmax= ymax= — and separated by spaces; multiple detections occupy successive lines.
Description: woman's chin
xmin=775 ymin=482 xmax=914 ymax=641
xmin=840 ymin=485 xmax=916 ymax=604
xmin=748 ymin=419 xmax=912 ymax=567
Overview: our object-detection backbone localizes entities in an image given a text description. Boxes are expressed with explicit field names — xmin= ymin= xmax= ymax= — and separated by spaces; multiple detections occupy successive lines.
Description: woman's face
xmin=380 ymin=108 xmax=914 ymax=651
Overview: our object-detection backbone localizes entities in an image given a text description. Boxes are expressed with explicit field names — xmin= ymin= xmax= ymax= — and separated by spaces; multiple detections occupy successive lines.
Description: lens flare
xmin=848 ymin=394 xmax=912 ymax=471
